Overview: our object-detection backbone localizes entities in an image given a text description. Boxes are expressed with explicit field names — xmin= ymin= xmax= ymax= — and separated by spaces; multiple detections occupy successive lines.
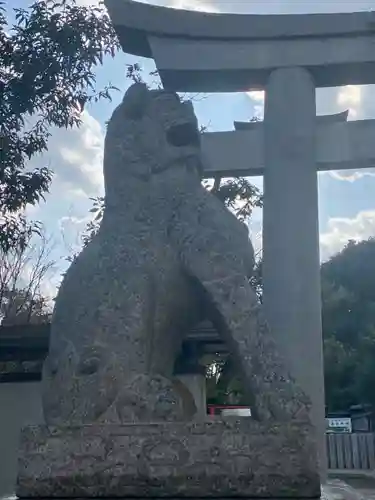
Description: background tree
xmin=0 ymin=0 xmax=119 ymax=253
xmin=0 ymin=229 xmax=55 ymax=325
xmin=322 ymin=238 xmax=375 ymax=412
xmin=207 ymin=238 xmax=375 ymax=409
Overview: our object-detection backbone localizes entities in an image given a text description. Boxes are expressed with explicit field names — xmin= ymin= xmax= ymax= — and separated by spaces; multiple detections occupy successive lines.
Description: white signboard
xmin=221 ymin=408 xmax=252 ymax=417
xmin=326 ymin=417 xmax=352 ymax=433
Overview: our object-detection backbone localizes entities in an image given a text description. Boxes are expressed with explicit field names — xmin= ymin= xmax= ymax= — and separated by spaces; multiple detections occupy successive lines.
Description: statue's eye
xmin=166 ymin=123 xmax=200 ymax=147
xmin=48 ymin=360 xmax=58 ymax=376
xmin=78 ymin=357 xmax=100 ymax=376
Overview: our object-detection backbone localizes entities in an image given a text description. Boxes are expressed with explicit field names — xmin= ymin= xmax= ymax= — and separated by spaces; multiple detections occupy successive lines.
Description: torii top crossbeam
xmin=104 ymin=0 xmax=375 ymax=91
xmin=202 ymin=113 xmax=375 ymax=177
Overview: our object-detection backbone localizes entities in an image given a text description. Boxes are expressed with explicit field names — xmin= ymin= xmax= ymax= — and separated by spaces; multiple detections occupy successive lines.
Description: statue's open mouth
xmin=166 ymin=123 xmax=200 ymax=147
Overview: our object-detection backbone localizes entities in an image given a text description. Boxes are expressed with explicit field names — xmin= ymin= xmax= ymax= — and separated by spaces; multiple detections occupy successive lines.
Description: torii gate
xmin=104 ymin=0 xmax=375 ymax=479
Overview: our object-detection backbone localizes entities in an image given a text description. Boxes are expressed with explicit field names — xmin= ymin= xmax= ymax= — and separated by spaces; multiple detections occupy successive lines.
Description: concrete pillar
xmin=262 ymin=67 xmax=326 ymax=479
xmin=177 ymin=373 xmax=207 ymax=418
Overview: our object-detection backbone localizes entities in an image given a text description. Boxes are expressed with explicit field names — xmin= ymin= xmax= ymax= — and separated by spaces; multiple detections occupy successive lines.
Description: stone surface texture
xmin=18 ymin=83 xmax=320 ymax=497
xmin=17 ymin=420 xmax=320 ymax=498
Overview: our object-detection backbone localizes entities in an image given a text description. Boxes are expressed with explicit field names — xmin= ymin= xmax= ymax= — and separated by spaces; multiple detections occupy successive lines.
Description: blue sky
xmin=7 ymin=0 xmax=375 ymax=297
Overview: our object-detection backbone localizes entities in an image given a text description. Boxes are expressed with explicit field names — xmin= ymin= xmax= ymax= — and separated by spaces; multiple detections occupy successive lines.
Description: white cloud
xmin=59 ymin=214 xmax=91 ymax=235
xmin=168 ymin=0 xmax=219 ymax=12
xmin=30 ymin=110 xmax=105 ymax=198
xmin=21 ymin=109 xmax=105 ymax=283
xmin=75 ymin=0 xmax=100 ymax=5
xmin=246 ymin=90 xmax=264 ymax=120
xmin=320 ymin=210 xmax=375 ymax=261
xmin=137 ymin=0 xmax=219 ymax=11
xmin=327 ymin=85 xmax=375 ymax=182
xmin=247 ymin=209 xmax=375 ymax=263
xmin=337 ymin=85 xmax=362 ymax=119
xmin=65 ymin=187 xmax=90 ymax=199
xmin=58 ymin=213 xmax=91 ymax=256
xmin=329 ymin=170 xmax=372 ymax=183
xmin=59 ymin=112 xmax=104 ymax=194
xmin=246 ymin=91 xmax=264 ymax=102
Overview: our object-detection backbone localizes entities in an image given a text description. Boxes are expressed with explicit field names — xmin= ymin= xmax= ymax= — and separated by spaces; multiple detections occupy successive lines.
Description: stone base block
xmin=16 ymin=420 xmax=320 ymax=498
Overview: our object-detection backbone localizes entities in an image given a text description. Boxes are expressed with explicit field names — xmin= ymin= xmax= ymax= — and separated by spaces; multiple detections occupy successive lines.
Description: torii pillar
xmin=105 ymin=0 xmax=375 ymax=480
xmin=263 ymin=67 xmax=324 ymax=475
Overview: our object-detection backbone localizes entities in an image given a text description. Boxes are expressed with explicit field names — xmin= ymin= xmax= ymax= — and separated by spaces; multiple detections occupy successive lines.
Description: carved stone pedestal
xmin=16 ymin=419 xmax=320 ymax=498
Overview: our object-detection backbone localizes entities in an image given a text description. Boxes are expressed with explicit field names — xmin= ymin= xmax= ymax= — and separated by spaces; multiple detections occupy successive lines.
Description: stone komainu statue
xmin=42 ymin=83 xmax=311 ymax=425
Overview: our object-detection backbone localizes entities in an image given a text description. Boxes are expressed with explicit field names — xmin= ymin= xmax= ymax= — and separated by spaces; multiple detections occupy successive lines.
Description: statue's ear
xmin=122 ymin=83 xmax=151 ymax=120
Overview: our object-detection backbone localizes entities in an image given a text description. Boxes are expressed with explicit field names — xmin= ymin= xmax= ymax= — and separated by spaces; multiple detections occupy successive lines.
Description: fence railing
xmin=327 ymin=432 xmax=375 ymax=470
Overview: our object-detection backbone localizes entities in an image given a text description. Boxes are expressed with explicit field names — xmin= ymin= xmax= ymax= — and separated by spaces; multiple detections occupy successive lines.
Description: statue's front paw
xmin=114 ymin=374 xmax=192 ymax=423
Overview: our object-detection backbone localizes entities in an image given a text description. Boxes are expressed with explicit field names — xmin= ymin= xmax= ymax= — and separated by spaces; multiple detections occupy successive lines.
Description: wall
xmin=0 ymin=382 xmax=43 ymax=497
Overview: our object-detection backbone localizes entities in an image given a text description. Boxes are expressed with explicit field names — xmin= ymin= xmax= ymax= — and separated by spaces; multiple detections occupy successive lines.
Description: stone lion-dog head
xmin=104 ymin=83 xmax=203 ymax=189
